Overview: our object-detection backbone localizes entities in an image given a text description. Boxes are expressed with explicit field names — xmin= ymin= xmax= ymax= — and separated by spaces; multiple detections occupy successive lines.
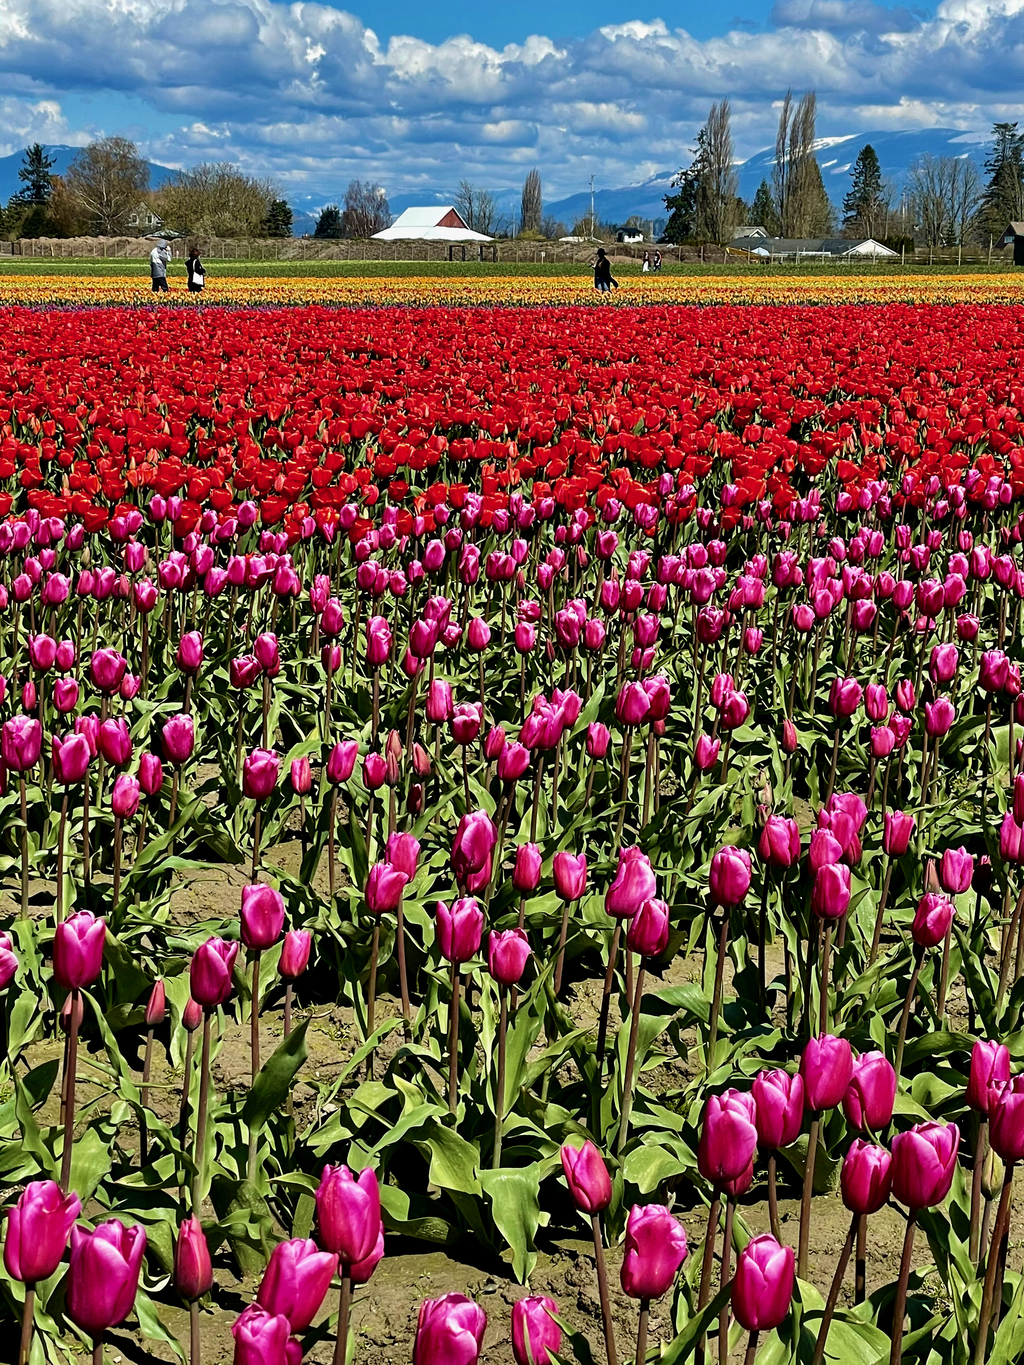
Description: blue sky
xmin=0 ymin=0 xmax=1013 ymax=203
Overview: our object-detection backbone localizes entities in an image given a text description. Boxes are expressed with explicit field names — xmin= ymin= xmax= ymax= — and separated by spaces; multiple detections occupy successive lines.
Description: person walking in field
xmin=642 ymin=250 xmax=651 ymax=272
xmin=149 ymin=241 xmax=171 ymax=293
xmin=593 ymin=248 xmax=618 ymax=294
xmin=186 ymin=248 xmax=206 ymax=294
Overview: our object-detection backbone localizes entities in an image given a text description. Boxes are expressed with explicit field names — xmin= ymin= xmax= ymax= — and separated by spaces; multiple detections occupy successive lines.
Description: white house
xmin=372 ymin=207 xmax=493 ymax=243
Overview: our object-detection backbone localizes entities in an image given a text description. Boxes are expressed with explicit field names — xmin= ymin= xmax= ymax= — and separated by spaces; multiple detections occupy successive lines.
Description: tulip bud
xmin=967 ymin=1039 xmax=1010 ymax=1113
xmin=731 ymin=1234 xmax=794 ymax=1333
xmin=174 ymin=1216 xmax=213 ymax=1301
xmin=560 ymin=1140 xmax=612 ymax=1213
xmin=413 ymin=1294 xmax=487 ymax=1365
xmin=144 ymin=978 xmax=166 ymax=1027
xmin=619 ymin=1203 xmax=688 ymax=1300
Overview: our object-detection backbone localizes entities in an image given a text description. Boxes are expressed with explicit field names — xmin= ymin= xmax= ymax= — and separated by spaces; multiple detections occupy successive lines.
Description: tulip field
xmin=3 ymin=292 xmax=1024 ymax=1365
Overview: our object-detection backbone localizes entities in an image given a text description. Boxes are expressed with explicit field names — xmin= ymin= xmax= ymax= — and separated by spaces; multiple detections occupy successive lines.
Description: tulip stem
xmin=819 ymin=920 xmax=832 ymax=1036
xmin=92 ymin=1335 xmax=103 ymax=1365
xmin=635 ymin=1298 xmax=650 ymax=1365
xmin=192 ymin=1011 xmax=213 ymax=1215
xmin=894 ymin=946 xmax=924 ymax=1082
xmin=706 ymin=911 xmax=730 ymax=1073
xmin=595 ymin=922 xmax=622 ymax=1074
xmin=493 ymin=985 xmax=508 ymax=1169
xmin=395 ymin=900 xmax=411 ymax=1034
xmin=18 ymin=1284 xmax=34 ymax=1365
xmin=825 ymin=727 xmax=841 ymax=805
xmin=112 ymin=818 xmax=123 ymax=909
xmin=868 ymin=859 xmax=893 ymax=966
xmin=553 ymin=896 xmax=574 ymax=997
xmin=797 ymin=1112 xmax=820 ymax=1281
xmin=19 ymin=776 xmax=28 ymax=920
xmin=59 ymin=987 xmax=80 ymax=1194
xmin=974 ymin=1164 xmax=1015 ymax=1365
xmin=250 ymin=948 xmax=262 ymax=1085
xmin=718 ymin=1199 xmax=735 ymax=1365
xmin=251 ymin=809 xmax=261 ymax=880
xmin=613 ymin=732 xmax=633 ymax=851
xmin=332 ymin=1270 xmax=352 ymax=1365
xmin=889 ymin=1210 xmax=918 ymax=1365
xmin=697 ymin=1187 xmax=722 ymax=1359
xmin=743 ymin=1330 xmax=759 ymax=1365
xmin=811 ymin=1212 xmax=857 ymax=1365
xmin=56 ymin=788 xmax=68 ymax=922
xmin=189 ymin=1299 xmax=201 ymax=1365
xmin=768 ymin=1151 xmax=781 ymax=1241
xmin=328 ymin=788 xmax=337 ymax=897
xmin=617 ymin=963 xmax=645 ymax=1156
xmin=367 ymin=923 xmax=380 ymax=1073
xmin=448 ymin=959 xmax=460 ymax=1114
xmin=591 ymin=1213 xmax=618 ymax=1365
xmin=855 ymin=1212 xmax=867 ymax=1303
xmin=970 ymin=1117 xmax=988 ymax=1264
xmin=140 ymin=1024 xmax=154 ymax=1166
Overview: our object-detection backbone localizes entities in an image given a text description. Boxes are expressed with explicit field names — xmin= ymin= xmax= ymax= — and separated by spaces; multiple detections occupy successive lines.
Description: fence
xmin=0 ymin=235 xmax=1017 ymax=269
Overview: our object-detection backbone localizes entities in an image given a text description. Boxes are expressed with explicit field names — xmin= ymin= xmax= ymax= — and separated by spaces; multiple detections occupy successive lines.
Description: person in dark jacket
xmin=593 ymin=247 xmax=618 ymax=293
xmin=186 ymin=248 xmax=206 ymax=293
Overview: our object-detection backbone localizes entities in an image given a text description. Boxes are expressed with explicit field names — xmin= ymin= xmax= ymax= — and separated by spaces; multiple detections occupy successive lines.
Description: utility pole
xmin=590 ymin=174 xmax=595 ymax=239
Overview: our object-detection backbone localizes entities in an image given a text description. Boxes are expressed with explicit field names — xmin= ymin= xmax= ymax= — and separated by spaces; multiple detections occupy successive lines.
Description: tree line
xmin=663 ymin=96 xmax=1023 ymax=250
xmin=0 ymin=138 xmax=292 ymax=241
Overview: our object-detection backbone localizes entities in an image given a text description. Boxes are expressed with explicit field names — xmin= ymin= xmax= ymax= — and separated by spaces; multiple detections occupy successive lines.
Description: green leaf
xmin=414 ymin=1120 xmax=481 ymax=1196
xmin=480 ymin=1164 xmax=546 ymax=1283
xmin=135 ymin=1287 xmax=186 ymax=1361
xmin=242 ymin=1020 xmax=309 ymax=1133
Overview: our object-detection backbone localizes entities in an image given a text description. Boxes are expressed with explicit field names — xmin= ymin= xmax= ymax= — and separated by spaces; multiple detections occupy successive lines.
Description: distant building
xmin=127 ymin=202 xmax=163 ymax=235
xmin=731 ymin=235 xmax=898 ymax=260
xmin=999 ymin=223 xmax=1024 ymax=265
xmin=617 ymin=229 xmax=645 ymax=244
xmin=731 ymin=224 xmax=769 ymax=239
xmin=372 ymin=207 xmax=493 ymax=243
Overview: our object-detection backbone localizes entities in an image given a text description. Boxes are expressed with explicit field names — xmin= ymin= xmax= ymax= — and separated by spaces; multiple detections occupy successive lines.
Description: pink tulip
xmin=811 ymin=863 xmax=851 ymax=920
xmin=512 ymin=1295 xmax=561 ymax=1365
xmin=111 ymin=774 xmax=141 ymax=819
xmin=1 ymin=715 xmax=41 ymax=772
xmin=241 ymin=883 xmax=285 ymax=951
xmin=89 ymin=648 xmax=127 ymax=694
xmin=619 ymin=1203 xmax=688 ymax=1300
xmin=912 ymin=893 xmax=955 ymax=949
xmin=4 ymin=1180 xmax=81 ymax=1284
xmin=52 ymin=733 xmax=90 ymax=785
xmin=451 ymin=811 xmax=497 ymax=894
xmin=560 ymin=1140 xmax=612 ymax=1213
xmin=890 ymin=1121 xmax=960 ymax=1208
xmin=232 ymin=1305 xmax=291 ymax=1365
xmin=256 ymin=1237 xmax=337 ymax=1333
xmin=177 ymin=631 xmax=204 ymax=674
xmin=66 ymin=1220 xmax=146 ymax=1336
xmin=488 ymin=929 xmax=531 ymax=987
xmin=759 ymin=816 xmax=801 ymax=868
xmin=752 ymin=1070 xmax=804 ymax=1149
xmin=698 ymin=1089 xmax=759 ymax=1184
xmin=552 ymin=851 xmax=587 ymax=901
xmin=0 ymin=931 xmax=17 ymax=990
xmin=162 ymin=713 xmax=194 ymax=766
xmin=988 ymin=1078 xmax=1024 ymax=1162
xmin=436 ymin=898 xmax=484 ymax=964
xmin=139 ymin=752 xmax=164 ymax=796
xmin=939 ymin=847 xmax=973 ymax=894
xmin=883 ymin=810 xmax=915 ymax=856
xmin=98 ymin=718 xmax=132 ymax=767
xmin=841 ymin=1140 xmax=893 ymax=1215
xmin=512 ymin=843 xmax=542 ymax=893
xmin=174 ymin=1216 xmax=213 ymax=1301
xmin=315 ymin=1164 xmax=381 ymax=1267
xmin=967 ymin=1039 xmax=1010 ymax=1113
xmin=731 ymin=1234 xmax=794 ymax=1332
xmin=627 ymin=898 xmax=670 ymax=957
xmin=843 ymin=1051 xmax=897 ymax=1131
xmin=413 ymin=1293 xmax=487 ymax=1365
xmin=365 ymin=862 xmax=409 ymax=916
xmin=708 ymin=845 xmax=751 ymax=907
xmin=243 ymin=748 xmax=279 ymax=801
xmin=694 ymin=733 xmax=721 ymax=770
xmin=290 ymin=758 xmax=312 ymax=795
xmin=605 ymin=846 xmax=657 ymax=917
xmin=800 ymin=1034 xmax=854 ymax=1112
xmin=190 ymin=937 xmax=239 ymax=1008
xmin=53 ymin=911 xmax=106 ymax=990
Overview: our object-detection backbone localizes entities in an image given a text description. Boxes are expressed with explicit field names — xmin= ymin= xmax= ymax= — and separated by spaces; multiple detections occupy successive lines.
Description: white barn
xmin=372 ymin=207 xmax=493 ymax=243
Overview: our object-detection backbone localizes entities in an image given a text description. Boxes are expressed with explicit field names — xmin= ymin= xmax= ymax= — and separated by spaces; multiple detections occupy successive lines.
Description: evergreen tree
xmin=262 ymin=199 xmax=293 ymax=237
xmin=843 ymin=145 xmax=884 ymax=235
xmin=662 ymin=161 xmax=700 ymax=243
xmin=978 ymin=122 xmax=1024 ymax=237
xmin=314 ymin=204 xmax=343 ymax=238
xmin=750 ymin=179 xmax=780 ymax=234
xmin=13 ymin=143 xmax=55 ymax=206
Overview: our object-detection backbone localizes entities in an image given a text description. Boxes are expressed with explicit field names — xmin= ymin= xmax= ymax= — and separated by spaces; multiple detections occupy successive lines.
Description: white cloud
xmin=0 ymin=0 xmax=1020 ymax=196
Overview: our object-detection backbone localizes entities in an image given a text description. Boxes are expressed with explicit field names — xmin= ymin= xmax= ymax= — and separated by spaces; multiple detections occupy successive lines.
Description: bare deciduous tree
xmin=340 ymin=181 xmax=391 ymax=238
xmin=695 ymin=100 xmax=739 ymax=245
xmin=65 ymin=137 xmax=150 ymax=236
xmin=455 ymin=181 xmax=497 ymax=235
xmin=908 ymin=155 xmax=981 ymax=246
xmin=520 ymin=169 xmax=542 ymax=234
xmin=156 ymin=163 xmax=278 ymax=238
xmin=772 ymin=91 xmax=833 ymax=237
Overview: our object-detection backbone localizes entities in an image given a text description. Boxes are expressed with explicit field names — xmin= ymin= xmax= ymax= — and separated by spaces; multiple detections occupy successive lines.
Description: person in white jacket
xmin=149 ymin=241 xmax=171 ymax=293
